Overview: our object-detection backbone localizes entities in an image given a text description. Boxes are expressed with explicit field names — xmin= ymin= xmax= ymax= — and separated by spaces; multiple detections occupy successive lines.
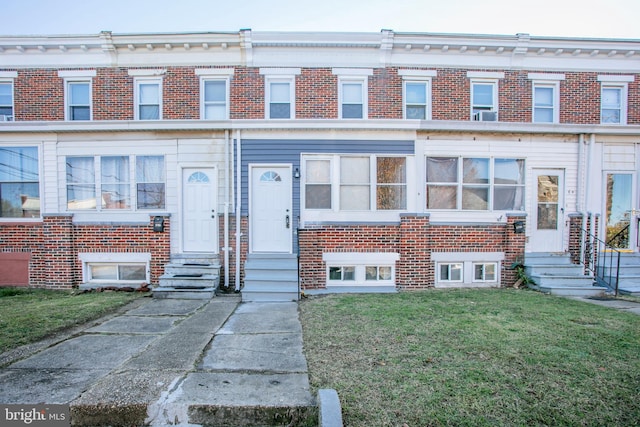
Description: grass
xmin=0 ymin=288 xmax=141 ymax=354
xmin=299 ymin=289 xmax=640 ymax=427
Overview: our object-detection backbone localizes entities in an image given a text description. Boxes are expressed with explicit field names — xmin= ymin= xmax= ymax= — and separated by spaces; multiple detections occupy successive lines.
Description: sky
xmin=1 ymin=0 xmax=639 ymax=39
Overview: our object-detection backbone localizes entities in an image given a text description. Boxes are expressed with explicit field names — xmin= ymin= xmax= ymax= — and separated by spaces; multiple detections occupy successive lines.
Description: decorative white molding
xmin=259 ymin=67 xmax=302 ymax=76
xmin=58 ymin=70 xmax=96 ymax=78
xmin=597 ymin=74 xmax=635 ymax=82
xmin=467 ymin=71 xmax=505 ymax=79
xmin=332 ymin=67 xmax=374 ymax=76
xmin=194 ymin=67 xmax=235 ymax=76
xmin=527 ymin=73 xmax=566 ymax=81
xmin=398 ymin=69 xmax=438 ymax=79
xmin=128 ymin=68 xmax=166 ymax=77
xmin=0 ymin=71 xmax=18 ymax=78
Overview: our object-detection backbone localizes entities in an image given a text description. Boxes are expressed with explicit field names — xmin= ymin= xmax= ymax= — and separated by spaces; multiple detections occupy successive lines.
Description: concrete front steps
xmin=602 ymin=252 xmax=640 ymax=296
xmin=242 ymin=253 xmax=299 ymax=302
xmin=153 ymin=254 xmax=220 ymax=299
xmin=524 ymin=252 xmax=607 ymax=297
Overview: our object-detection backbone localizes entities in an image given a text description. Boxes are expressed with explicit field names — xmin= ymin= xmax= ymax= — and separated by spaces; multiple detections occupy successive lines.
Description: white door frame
xmin=180 ymin=166 xmax=218 ymax=253
xmin=249 ymin=163 xmax=293 ymax=254
xmin=529 ymin=168 xmax=565 ymax=253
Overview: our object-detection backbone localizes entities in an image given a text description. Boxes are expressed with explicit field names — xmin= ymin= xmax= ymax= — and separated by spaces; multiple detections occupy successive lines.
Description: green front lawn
xmin=0 ymin=288 xmax=141 ymax=354
xmin=300 ymin=289 xmax=640 ymax=427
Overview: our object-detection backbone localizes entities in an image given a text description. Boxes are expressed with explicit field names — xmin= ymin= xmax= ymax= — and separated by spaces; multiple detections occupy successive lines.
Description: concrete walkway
xmin=568 ymin=295 xmax=640 ymax=315
xmin=0 ymin=295 xmax=316 ymax=426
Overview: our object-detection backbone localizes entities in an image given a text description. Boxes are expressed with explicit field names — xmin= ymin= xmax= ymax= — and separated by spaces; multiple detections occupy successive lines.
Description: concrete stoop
xmin=525 ymin=252 xmax=607 ymax=297
xmin=154 ymin=254 xmax=221 ymax=299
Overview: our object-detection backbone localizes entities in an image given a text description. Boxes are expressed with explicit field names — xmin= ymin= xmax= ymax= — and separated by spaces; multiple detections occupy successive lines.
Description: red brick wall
xmin=298 ymin=214 xmax=525 ymax=290
xmin=0 ymin=215 xmax=170 ymax=289
xmin=230 ymin=67 xmax=264 ymax=119
xmin=296 ymin=68 xmax=337 ymax=119
xmin=3 ymin=66 xmax=638 ymax=124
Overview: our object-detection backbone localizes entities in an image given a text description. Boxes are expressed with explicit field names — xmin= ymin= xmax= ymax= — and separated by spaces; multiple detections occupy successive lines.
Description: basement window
xmin=324 ymin=252 xmax=398 ymax=286
xmin=80 ymin=253 xmax=150 ymax=284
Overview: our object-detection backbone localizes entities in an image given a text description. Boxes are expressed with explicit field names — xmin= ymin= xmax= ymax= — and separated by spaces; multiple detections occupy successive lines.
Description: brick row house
xmin=0 ymin=30 xmax=638 ymax=298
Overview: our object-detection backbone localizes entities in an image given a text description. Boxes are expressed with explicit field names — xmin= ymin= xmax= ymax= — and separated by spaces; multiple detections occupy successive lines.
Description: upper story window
xmin=129 ymin=69 xmax=166 ymax=121
xmin=0 ymin=71 xmax=17 ymax=122
xmin=333 ymin=68 xmax=372 ymax=119
xmin=0 ymin=147 xmax=39 ymax=218
xmin=529 ymin=74 xmax=564 ymax=124
xmin=399 ymin=70 xmax=436 ymax=120
xmin=468 ymin=72 xmax=504 ymax=122
xmin=135 ymin=79 xmax=161 ymax=120
xmin=260 ymin=69 xmax=300 ymax=120
xmin=304 ymin=154 xmax=407 ymax=211
xmin=426 ymin=157 xmax=525 ymax=211
xmin=59 ymin=70 xmax=96 ymax=121
xmin=66 ymin=155 xmax=165 ymax=211
xmin=598 ymin=75 xmax=634 ymax=125
xmin=196 ymin=68 xmax=234 ymax=120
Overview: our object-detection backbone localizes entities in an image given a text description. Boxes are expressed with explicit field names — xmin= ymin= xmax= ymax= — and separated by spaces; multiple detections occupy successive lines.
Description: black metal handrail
xmin=607 ymin=223 xmax=630 ymax=248
xmin=583 ymin=228 xmax=621 ymax=296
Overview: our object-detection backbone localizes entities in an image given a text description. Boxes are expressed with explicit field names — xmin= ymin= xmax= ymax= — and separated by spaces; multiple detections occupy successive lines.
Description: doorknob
xmin=286 ymin=215 xmax=290 ymax=229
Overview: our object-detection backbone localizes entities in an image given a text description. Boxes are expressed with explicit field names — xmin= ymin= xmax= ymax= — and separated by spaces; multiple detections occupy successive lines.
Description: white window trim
xmin=432 ymin=252 xmax=504 ymax=287
xmin=473 ymin=262 xmax=498 ymax=283
xmin=79 ymin=252 xmax=150 ymax=284
xmin=66 ymin=155 xmax=166 ymax=212
xmin=63 ymin=78 xmax=92 ymax=121
xmin=599 ymin=81 xmax=629 ymax=125
xmin=470 ymin=79 xmax=499 ymax=120
xmin=323 ymin=252 xmax=398 ymax=287
xmin=134 ymin=77 xmax=163 ymax=120
xmin=265 ymin=77 xmax=296 ymax=119
xmin=337 ymin=77 xmax=368 ymax=119
xmin=437 ymin=263 xmax=464 ymax=283
xmin=196 ymin=68 xmax=234 ymax=120
xmin=301 ymin=153 xmax=415 ymax=223
xmin=0 ymin=79 xmax=15 ymax=122
xmin=402 ymin=77 xmax=432 ymax=120
xmin=531 ymin=80 xmax=560 ymax=124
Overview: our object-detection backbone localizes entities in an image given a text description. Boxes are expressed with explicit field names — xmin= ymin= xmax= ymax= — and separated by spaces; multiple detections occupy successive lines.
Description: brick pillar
xmin=219 ymin=216 xmax=248 ymax=291
xmin=149 ymin=215 xmax=171 ymax=285
xmin=42 ymin=214 xmax=75 ymax=289
xmin=398 ymin=214 xmax=431 ymax=289
xmin=504 ymin=213 xmax=526 ymax=287
xmin=298 ymin=226 xmax=325 ymax=290
xmin=568 ymin=213 xmax=585 ymax=265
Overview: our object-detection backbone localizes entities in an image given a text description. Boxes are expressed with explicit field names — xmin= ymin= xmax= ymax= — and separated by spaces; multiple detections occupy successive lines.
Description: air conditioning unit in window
xmin=0 ymin=115 xmax=14 ymax=122
xmin=473 ymin=111 xmax=497 ymax=122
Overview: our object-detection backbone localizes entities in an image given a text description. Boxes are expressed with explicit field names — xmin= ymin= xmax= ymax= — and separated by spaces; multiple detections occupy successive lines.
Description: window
xmin=340 ymin=80 xmax=365 ymax=119
xmin=267 ymin=80 xmax=293 ymax=119
xmin=305 ymin=159 xmax=332 ymax=209
xmin=439 ymin=263 xmax=463 ymax=282
xmin=202 ymin=80 xmax=227 ymax=119
xmin=88 ymin=264 xmax=146 ymax=282
xmin=0 ymin=81 xmax=14 ymax=121
xmin=471 ymin=81 xmax=497 ymax=120
xmin=136 ymin=156 xmax=165 ymax=209
xmin=101 ymin=156 xmax=130 ymax=209
xmin=0 ymin=147 xmax=39 ymax=218
xmin=601 ymin=85 xmax=624 ymax=124
xmin=135 ymin=79 xmax=161 ymax=120
xmin=66 ymin=155 xmax=165 ymax=211
xmin=404 ymin=81 xmax=428 ymax=119
xmin=474 ymin=263 xmax=497 ymax=282
xmin=533 ymin=83 xmax=556 ymax=123
xmin=597 ymin=75 xmax=633 ymax=125
xmin=426 ymin=157 xmax=524 ymax=211
xmin=66 ymin=81 xmax=91 ymax=120
xmin=324 ymin=252 xmax=398 ymax=286
xmin=305 ymin=155 xmax=407 ymax=211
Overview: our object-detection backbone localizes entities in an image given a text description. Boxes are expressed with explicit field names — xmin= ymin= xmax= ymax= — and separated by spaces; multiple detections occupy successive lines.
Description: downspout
xmin=235 ymin=129 xmax=242 ymax=292
xmin=576 ymin=134 xmax=584 ymax=213
xmin=224 ymin=130 xmax=230 ymax=290
xmin=586 ymin=134 xmax=596 ymax=237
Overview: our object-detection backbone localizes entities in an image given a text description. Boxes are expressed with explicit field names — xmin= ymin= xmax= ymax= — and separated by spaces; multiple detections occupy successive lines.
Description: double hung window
xmin=0 ymin=147 xmax=39 ymax=218
xmin=0 ymin=78 xmax=14 ymax=121
xmin=529 ymin=74 xmax=564 ymax=124
xmin=468 ymin=72 xmax=503 ymax=121
xmin=267 ymin=80 xmax=293 ymax=119
xmin=333 ymin=68 xmax=372 ymax=119
xmin=135 ymin=79 xmax=161 ymax=120
xmin=598 ymin=75 xmax=633 ymax=125
xmin=67 ymin=81 xmax=91 ymax=120
xmin=426 ymin=157 xmax=525 ymax=211
xmin=196 ymin=68 xmax=234 ymax=120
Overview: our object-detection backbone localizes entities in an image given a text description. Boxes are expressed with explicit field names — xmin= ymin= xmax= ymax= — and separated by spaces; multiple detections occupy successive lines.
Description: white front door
xmin=530 ymin=169 xmax=565 ymax=252
xmin=250 ymin=165 xmax=292 ymax=253
xmin=182 ymin=168 xmax=217 ymax=252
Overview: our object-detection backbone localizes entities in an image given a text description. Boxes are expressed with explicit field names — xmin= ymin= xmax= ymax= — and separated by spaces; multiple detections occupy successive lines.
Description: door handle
xmin=286 ymin=215 xmax=290 ymax=229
